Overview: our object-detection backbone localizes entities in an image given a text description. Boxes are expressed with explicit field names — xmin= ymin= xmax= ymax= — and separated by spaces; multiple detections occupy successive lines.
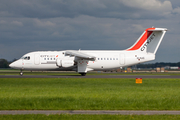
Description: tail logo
xmin=141 ymin=33 xmax=156 ymax=51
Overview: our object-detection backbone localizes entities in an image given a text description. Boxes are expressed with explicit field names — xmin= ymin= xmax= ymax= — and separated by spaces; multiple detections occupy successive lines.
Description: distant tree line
xmin=136 ymin=62 xmax=180 ymax=69
xmin=0 ymin=58 xmax=180 ymax=68
xmin=0 ymin=59 xmax=17 ymax=68
xmin=0 ymin=59 xmax=10 ymax=68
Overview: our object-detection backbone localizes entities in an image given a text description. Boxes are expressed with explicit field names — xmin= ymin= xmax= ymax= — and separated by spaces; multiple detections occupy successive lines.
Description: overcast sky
xmin=0 ymin=0 xmax=180 ymax=63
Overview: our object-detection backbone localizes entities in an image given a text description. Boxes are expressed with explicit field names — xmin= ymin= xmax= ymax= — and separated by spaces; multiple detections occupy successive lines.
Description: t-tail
xmin=127 ymin=27 xmax=167 ymax=54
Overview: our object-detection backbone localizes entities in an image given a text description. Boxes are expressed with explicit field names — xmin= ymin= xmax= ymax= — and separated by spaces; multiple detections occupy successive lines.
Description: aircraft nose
xmin=9 ymin=63 xmax=13 ymax=68
xmin=9 ymin=60 xmax=22 ymax=69
xmin=9 ymin=62 xmax=16 ymax=68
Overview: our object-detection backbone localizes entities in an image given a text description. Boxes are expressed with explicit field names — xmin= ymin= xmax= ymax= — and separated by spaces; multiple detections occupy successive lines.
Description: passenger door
xmin=119 ymin=54 xmax=125 ymax=65
xmin=34 ymin=54 xmax=40 ymax=65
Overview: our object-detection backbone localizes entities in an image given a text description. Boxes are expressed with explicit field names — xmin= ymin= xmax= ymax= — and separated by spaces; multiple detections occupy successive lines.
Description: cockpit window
xmin=21 ymin=56 xmax=30 ymax=60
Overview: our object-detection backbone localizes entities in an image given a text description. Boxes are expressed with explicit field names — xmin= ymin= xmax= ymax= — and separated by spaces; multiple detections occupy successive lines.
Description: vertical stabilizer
xmin=127 ymin=28 xmax=167 ymax=54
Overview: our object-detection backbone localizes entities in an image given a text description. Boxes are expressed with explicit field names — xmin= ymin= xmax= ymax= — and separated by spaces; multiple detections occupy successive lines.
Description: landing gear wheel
xmin=20 ymin=70 xmax=23 ymax=76
xmin=80 ymin=73 xmax=86 ymax=76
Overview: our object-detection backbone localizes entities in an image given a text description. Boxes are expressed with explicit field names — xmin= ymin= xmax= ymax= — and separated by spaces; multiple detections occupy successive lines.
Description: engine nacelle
xmin=61 ymin=60 xmax=74 ymax=68
xmin=56 ymin=59 xmax=74 ymax=68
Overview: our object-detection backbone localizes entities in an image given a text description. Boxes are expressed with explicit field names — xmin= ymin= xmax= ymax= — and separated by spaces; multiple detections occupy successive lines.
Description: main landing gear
xmin=79 ymin=73 xmax=86 ymax=76
xmin=20 ymin=70 xmax=23 ymax=76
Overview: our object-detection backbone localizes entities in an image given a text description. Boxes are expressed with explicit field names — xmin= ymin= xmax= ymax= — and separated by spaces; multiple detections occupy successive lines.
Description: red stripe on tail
xmin=127 ymin=28 xmax=155 ymax=51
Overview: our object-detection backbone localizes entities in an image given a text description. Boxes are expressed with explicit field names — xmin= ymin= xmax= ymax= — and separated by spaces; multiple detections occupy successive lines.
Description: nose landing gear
xmin=20 ymin=70 xmax=23 ymax=76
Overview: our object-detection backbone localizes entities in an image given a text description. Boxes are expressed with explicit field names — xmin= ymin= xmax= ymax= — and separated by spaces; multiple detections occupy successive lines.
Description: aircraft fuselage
xmin=10 ymin=50 xmax=155 ymax=71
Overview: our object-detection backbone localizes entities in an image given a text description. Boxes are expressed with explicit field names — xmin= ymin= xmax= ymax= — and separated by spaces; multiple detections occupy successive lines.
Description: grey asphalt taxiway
xmin=1 ymin=110 xmax=180 ymax=115
xmin=0 ymin=75 xmax=180 ymax=78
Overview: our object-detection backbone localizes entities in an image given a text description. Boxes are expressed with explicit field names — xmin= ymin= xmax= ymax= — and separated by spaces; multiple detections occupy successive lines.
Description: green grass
xmin=1 ymin=114 xmax=180 ymax=120
xmin=0 ymin=78 xmax=180 ymax=110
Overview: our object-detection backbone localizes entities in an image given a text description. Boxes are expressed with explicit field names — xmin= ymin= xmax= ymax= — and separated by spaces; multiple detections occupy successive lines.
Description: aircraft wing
xmin=65 ymin=50 xmax=96 ymax=61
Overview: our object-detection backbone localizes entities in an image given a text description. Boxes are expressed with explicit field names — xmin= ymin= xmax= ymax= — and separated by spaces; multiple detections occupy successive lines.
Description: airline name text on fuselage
xmin=40 ymin=55 xmax=56 ymax=58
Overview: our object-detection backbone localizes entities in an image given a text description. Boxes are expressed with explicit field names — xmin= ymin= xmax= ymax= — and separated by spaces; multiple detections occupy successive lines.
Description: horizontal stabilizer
xmin=147 ymin=28 xmax=168 ymax=31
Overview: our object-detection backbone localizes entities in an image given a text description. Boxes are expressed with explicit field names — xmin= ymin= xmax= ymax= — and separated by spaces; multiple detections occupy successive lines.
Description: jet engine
xmin=56 ymin=59 xmax=74 ymax=68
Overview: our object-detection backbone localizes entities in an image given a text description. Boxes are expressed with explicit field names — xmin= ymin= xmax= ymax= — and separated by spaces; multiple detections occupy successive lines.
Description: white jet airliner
xmin=9 ymin=27 xmax=167 ymax=76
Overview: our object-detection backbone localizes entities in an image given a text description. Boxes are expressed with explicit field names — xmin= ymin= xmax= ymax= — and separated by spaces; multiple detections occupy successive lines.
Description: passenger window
xmin=28 ymin=56 xmax=30 ymax=60
xmin=116 ymin=58 xmax=118 ymax=60
xmin=98 ymin=58 xmax=99 ymax=60
xmin=104 ymin=58 xmax=106 ymax=60
xmin=47 ymin=58 xmax=49 ymax=60
xmin=44 ymin=58 xmax=46 ymax=60
xmin=107 ymin=58 xmax=109 ymax=60
xmin=54 ymin=58 xmax=55 ymax=60
xmin=101 ymin=58 xmax=103 ymax=60
xmin=51 ymin=58 xmax=52 ymax=60
xmin=113 ymin=58 xmax=115 ymax=60
xmin=110 ymin=58 xmax=112 ymax=60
